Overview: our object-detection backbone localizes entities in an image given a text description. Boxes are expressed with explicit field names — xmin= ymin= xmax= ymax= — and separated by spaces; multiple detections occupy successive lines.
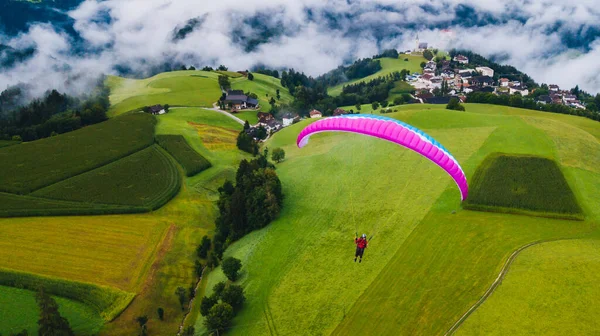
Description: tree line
xmin=0 ymin=79 xmax=109 ymax=142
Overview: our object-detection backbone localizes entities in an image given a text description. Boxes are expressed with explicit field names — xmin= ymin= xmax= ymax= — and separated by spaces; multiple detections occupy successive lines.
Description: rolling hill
xmin=327 ymin=54 xmax=426 ymax=96
xmin=195 ymin=103 xmax=600 ymax=335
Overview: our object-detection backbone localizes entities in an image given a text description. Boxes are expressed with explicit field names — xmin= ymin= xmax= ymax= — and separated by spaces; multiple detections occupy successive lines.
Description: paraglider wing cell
xmin=296 ymin=114 xmax=469 ymax=201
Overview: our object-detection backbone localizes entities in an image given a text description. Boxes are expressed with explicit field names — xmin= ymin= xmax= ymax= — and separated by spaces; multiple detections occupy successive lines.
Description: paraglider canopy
xmin=296 ymin=114 xmax=468 ymax=201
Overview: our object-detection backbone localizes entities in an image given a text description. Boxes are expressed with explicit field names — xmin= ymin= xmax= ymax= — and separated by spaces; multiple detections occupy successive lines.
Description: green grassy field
xmin=99 ymin=107 xmax=250 ymax=335
xmin=0 ymin=113 xmax=155 ymax=194
xmin=0 ymin=140 xmax=18 ymax=148
xmin=457 ymin=239 xmax=600 ymax=335
xmin=465 ymin=153 xmax=582 ymax=219
xmin=157 ymin=134 xmax=212 ymax=176
xmin=107 ymin=71 xmax=222 ymax=117
xmin=328 ymin=55 xmax=426 ymax=96
xmin=32 ymin=145 xmax=181 ymax=208
xmin=195 ymin=103 xmax=600 ymax=335
xmin=231 ymin=73 xmax=293 ymax=113
xmin=0 ymin=286 xmax=103 ymax=336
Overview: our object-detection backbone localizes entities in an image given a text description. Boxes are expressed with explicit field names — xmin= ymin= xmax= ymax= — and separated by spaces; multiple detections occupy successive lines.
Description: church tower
xmin=415 ymin=34 xmax=419 ymax=51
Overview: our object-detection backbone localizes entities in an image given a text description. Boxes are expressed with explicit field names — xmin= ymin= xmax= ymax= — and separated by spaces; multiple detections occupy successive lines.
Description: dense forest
xmin=0 ymin=79 xmax=110 ymax=141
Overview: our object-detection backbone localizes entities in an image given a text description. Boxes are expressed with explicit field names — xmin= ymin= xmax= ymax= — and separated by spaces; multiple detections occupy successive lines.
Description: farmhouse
xmin=475 ymin=66 xmax=494 ymax=77
xmin=223 ymin=90 xmax=259 ymax=110
xmin=148 ymin=104 xmax=166 ymax=115
xmin=282 ymin=112 xmax=300 ymax=126
xmin=333 ymin=108 xmax=348 ymax=116
xmin=469 ymin=76 xmax=494 ymax=87
xmin=309 ymin=109 xmax=323 ymax=118
xmin=453 ymin=54 xmax=469 ymax=64
xmin=499 ymin=78 xmax=509 ymax=87
xmin=549 ymin=84 xmax=560 ymax=92
xmin=257 ymin=112 xmax=274 ymax=123
xmin=536 ymin=95 xmax=552 ymax=105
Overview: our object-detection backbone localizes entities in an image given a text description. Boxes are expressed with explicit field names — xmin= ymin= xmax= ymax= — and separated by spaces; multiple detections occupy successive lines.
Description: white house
xmin=509 ymin=87 xmax=529 ymax=96
xmin=309 ymin=109 xmax=322 ymax=118
xmin=549 ymin=84 xmax=560 ymax=92
xmin=453 ymin=55 xmax=469 ymax=64
xmin=282 ymin=112 xmax=299 ymax=126
xmin=475 ymin=66 xmax=494 ymax=77
xmin=499 ymin=78 xmax=509 ymax=87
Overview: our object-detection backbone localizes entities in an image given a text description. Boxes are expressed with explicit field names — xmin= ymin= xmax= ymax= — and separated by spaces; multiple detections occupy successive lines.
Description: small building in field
xmin=282 ymin=112 xmax=300 ymax=127
xmin=333 ymin=108 xmax=348 ymax=116
xmin=309 ymin=109 xmax=323 ymax=118
xmin=148 ymin=104 xmax=166 ymax=115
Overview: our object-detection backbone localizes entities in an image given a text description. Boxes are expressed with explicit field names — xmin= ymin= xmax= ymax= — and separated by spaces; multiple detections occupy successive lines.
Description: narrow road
xmin=444 ymin=238 xmax=569 ymax=335
xmin=208 ymin=103 xmax=245 ymax=125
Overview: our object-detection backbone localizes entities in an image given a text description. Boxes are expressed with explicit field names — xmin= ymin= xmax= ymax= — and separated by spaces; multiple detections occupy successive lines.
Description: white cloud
xmin=1 ymin=0 xmax=600 ymax=96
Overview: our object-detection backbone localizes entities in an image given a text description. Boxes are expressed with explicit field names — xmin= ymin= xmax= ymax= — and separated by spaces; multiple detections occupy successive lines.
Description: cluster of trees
xmin=237 ymin=122 xmax=260 ymax=154
xmin=213 ymin=153 xmax=283 ymax=245
xmin=218 ymin=75 xmax=231 ymax=90
xmin=0 ymin=79 xmax=109 ymax=141
xmin=317 ymin=58 xmax=383 ymax=87
xmin=372 ymin=49 xmax=399 ymax=59
xmin=1 ymin=288 xmax=77 ymax=336
xmin=467 ymin=92 xmax=600 ymax=121
xmin=446 ymin=98 xmax=465 ymax=111
xmin=200 ymin=278 xmax=246 ymax=334
xmin=253 ymin=68 xmax=280 ymax=78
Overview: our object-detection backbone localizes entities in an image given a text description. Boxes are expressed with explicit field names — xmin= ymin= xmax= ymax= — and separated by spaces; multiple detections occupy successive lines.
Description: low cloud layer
xmin=1 ymin=0 xmax=600 ymax=95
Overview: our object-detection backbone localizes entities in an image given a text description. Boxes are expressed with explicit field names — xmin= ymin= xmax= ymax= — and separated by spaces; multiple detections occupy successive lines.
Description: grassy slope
xmin=457 ymin=239 xmax=600 ymax=335
xmin=107 ymin=71 xmax=222 ymax=117
xmin=0 ymin=286 xmax=103 ymax=336
xmin=0 ymin=140 xmax=18 ymax=148
xmin=196 ymin=112 xmax=492 ymax=334
xmin=231 ymin=73 xmax=293 ymax=116
xmin=328 ymin=55 xmax=426 ymax=96
xmin=101 ymin=107 xmax=248 ymax=335
xmin=195 ymin=103 xmax=599 ymax=335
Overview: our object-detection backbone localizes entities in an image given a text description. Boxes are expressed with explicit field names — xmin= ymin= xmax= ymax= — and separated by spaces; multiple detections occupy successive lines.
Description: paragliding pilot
xmin=354 ymin=233 xmax=368 ymax=263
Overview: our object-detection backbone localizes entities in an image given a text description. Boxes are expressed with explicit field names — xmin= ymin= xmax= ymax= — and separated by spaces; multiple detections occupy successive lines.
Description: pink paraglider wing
xmin=296 ymin=114 xmax=469 ymax=201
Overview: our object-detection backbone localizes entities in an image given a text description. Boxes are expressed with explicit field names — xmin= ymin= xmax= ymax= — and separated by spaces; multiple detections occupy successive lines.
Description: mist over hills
xmin=1 ymin=0 xmax=600 ymax=95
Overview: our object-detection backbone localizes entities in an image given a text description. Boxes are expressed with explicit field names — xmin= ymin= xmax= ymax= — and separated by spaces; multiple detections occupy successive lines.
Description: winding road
xmin=208 ymin=103 xmax=245 ymax=125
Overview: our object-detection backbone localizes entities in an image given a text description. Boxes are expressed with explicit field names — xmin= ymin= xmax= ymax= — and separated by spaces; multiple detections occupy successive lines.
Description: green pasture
xmin=156 ymin=134 xmax=211 ymax=176
xmin=33 ymin=145 xmax=181 ymax=208
xmin=0 ymin=286 xmax=103 ymax=336
xmin=328 ymin=55 xmax=425 ymax=96
xmin=458 ymin=239 xmax=600 ymax=335
xmin=107 ymin=71 xmax=222 ymax=117
xmin=196 ymin=103 xmax=600 ymax=335
xmin=465 ymin=153 xmax=582 ymax=219
xmin=231 ymin=73 xmax=293 ymax=112
xmin=0 ymin=140 xmax=18 ymax=148
xmin=0 ymin=113 xmax=155 ymax=194
xmin=101 ymin=106 xmax=250 ymax=335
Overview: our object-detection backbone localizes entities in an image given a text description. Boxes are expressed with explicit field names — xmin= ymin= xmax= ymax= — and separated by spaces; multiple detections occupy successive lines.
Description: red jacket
xmin=355 ymin=237 xmax=368 ymax=249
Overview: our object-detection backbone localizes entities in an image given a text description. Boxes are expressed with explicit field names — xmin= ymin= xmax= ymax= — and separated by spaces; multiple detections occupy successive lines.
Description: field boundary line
xmin=444 ymin=237 xmax=575 ymax=335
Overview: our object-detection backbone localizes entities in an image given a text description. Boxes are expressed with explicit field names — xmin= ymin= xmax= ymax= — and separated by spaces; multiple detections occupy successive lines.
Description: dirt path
xmin=444 ymin=238 xmax=565 ymax=335
xmin=207 ymin=104 xmax=245 ymax=125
